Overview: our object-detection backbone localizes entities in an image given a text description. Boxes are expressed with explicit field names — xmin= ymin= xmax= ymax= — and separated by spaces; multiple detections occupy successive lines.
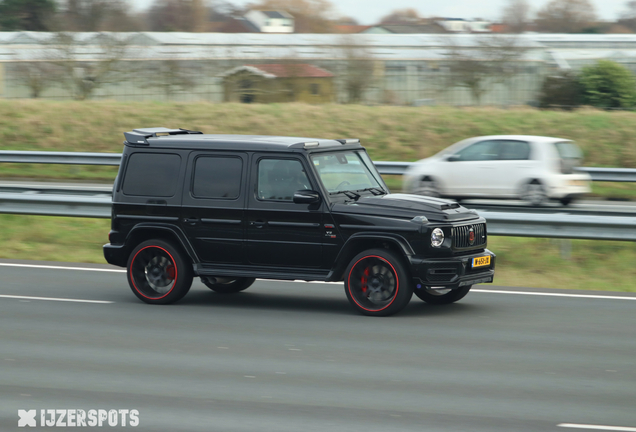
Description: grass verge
xmin=1 ymin=214 xmax=634 ymax=292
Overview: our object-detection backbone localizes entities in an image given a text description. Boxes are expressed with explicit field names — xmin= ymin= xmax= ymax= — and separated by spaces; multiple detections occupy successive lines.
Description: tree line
xmin=4 ymin=0 xmax=636 ymax=34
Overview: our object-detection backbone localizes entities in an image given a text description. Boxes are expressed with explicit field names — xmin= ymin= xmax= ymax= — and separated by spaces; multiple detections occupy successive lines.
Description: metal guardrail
xmin=373 ymin=161 xmax=636 ymax=182
xmin=1 ymin=151 xmax=635 ymax=241
xmin=2 ymin=151 xmax=636 ymax=181
xmin=0 ymin=193 xmax=111 ymax=218
xmin=0 ymin=151 xmax=122 ymax=165
xmin=479 ymin=211 xmax=636 ymax=241
xmin=0 ymin=190 xmax=635 ymax=241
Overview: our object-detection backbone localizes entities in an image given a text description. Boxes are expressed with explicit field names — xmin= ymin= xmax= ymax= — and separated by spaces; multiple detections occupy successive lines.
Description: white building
xmin=244 ymin=11 xmax=294 ymax=33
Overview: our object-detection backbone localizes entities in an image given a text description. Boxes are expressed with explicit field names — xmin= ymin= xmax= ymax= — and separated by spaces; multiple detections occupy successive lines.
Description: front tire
xmin=413 ymin=285 xmax=472 ymax=305
xmin=127 ymin=239 xmax=193 ymax=304
xmin=344 ymin=249 xmax=413 ymax=316
xmin=201 ymin=277 xmax=256 ymax=294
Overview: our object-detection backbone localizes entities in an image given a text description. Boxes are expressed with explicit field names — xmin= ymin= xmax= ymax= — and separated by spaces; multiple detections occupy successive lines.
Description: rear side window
xmin=192 ymin=156 xmax=242 ymax=199
xmin=123 ymin=153 xmax=181 ymax=197
xmin=497 ymin=141 xmax=530 ymax=160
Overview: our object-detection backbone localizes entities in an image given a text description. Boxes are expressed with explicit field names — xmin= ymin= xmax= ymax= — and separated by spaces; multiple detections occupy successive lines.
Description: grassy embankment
xmin=0 ymin=101 xmax=634 ymax=291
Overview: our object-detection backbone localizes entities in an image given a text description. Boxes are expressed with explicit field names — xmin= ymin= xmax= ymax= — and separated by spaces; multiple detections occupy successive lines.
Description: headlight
xmin=431 ymin=228 xmax=444 ymax=247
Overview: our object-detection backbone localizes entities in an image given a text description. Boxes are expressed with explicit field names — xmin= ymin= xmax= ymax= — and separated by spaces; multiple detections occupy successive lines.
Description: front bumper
xmin=408 ymin=249 xmax=496 ymax=288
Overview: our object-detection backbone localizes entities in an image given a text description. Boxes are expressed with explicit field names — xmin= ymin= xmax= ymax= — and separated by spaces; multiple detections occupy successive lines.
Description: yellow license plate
xmin=472 ymin=256 xmax=491 ymax=268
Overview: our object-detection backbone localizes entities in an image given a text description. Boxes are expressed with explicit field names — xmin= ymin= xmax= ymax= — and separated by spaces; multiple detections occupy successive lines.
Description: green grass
xmin=1 ymin=101 xmax=634 ymax=198
xmin=0 ymin=214 xmax=634 ymax=292
xmin=1 ymin=101 xmax=635 ymax=291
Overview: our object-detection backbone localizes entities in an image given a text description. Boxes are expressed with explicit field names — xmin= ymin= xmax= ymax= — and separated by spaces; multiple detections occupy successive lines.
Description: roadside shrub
xmin=538 ymin=70 xmax=582 ymax=109
xmin=579 ymin=60 xmax=636 ymax=109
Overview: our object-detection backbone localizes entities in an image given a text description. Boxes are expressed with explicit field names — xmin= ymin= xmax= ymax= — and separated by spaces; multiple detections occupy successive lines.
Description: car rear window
xmin=554 ymin=141 xmax=582 ymax=159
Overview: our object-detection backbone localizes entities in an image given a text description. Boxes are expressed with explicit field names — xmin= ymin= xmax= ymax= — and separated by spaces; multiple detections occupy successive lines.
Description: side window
xmin=257 ymin=159 xmax=311 ymax=201
xmin=192 ymin=156 xmax=242 ymax=199
xmin=456 ymin=141 xmax=499 ymax=161
xmin=123 ymin=153 xmax=181 ymax=197
xmin=497 ymin=141 xmax=530 ymax=160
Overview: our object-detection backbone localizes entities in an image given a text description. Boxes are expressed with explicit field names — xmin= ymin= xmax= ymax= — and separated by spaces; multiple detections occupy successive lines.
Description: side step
xmin=194 ymin=264 xmax=331 ymax=282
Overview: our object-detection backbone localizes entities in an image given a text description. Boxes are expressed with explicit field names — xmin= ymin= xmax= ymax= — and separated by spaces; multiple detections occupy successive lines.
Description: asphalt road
xmin=1 ymin=260 xmax=635 ymax=432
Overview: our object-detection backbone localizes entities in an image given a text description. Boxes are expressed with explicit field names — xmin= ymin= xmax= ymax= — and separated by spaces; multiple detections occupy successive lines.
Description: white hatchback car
xmin=403 ymin=135 xmax=592 ymax=206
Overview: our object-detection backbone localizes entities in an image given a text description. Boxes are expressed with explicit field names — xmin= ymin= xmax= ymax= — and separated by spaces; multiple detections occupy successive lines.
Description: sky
xmin=130 ymin=0 xmax=629 ymax=24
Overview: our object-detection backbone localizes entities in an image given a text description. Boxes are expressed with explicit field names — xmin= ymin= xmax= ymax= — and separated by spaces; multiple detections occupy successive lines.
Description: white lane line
xmin=558 ymin=423 xmax=636 ymax=431
xmin=473 ymin=289 xmax=636 ymax=301
xmin=0 ymin=295 xmax=113 ymax=304
xmin=1 ymin=263 xmax=635 ymax=301
xmin=0 ymin=263 xmax=125 ymax=273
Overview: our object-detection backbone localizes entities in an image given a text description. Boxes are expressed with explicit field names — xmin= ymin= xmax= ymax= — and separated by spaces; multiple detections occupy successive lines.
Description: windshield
xmin=311 ymin=150 xmax=386 ymax=195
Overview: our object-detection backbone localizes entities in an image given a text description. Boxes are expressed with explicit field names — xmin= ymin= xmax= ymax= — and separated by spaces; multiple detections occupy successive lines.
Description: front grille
xmin=452 ymin=223 xmax=487 ymax=249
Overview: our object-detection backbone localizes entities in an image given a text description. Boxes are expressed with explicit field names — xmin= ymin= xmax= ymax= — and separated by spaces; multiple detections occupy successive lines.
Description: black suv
xmin=104 ymin=127 xmax=495 ymax=316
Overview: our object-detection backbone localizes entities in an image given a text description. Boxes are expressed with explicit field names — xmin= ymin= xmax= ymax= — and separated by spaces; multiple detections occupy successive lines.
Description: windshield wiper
xmin=329 ymin=190 xmax=361 ymax=200
xmin=355 ymin=187 xmax=386 ymax=196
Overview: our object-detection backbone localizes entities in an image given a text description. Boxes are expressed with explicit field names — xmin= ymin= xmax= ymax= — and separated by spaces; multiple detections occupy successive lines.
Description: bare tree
xmin=148 ymin=0 xmax=209 ymax=31
xmin=534 ymin=0 xmax=598 ymax=33
xmin=501 ymin=0 xmax=530 ymax=33
xmin=47 ymin=32 xmax=130 ymax=100
xmin=618 ymin=0 xmax=636 ymax=31
xmin=140 ymin=60 xmax=200 ymax=99
xmin=379 ymin=8 xmax=422 ymax=25
xmin=336 ymin=35 xmax=376 ymax=103
xmin=443 ymin=35 xmax=529 ymax=105
xmin=12 ymin=62 xmax=64 ymax=98
xmin=57 ymin=0 xmax=138 ymax=31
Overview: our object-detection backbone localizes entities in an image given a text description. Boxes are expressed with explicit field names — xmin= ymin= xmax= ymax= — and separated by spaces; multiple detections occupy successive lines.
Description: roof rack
xmin=123 ymin=127 xmax=202 ymax=145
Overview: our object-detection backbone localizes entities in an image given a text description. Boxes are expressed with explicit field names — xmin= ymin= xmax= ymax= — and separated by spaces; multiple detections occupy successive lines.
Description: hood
xmin=332 ymin=193 xmax=481 ymax=222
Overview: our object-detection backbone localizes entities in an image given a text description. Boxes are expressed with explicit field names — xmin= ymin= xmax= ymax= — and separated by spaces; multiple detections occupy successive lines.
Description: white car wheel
xmin=414 ymin=178 xmax=440 ymax=197
xmin=522 ymin=181 xmax=548 ymax=206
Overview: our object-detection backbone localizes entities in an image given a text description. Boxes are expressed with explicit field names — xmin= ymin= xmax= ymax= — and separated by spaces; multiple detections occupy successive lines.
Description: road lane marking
xmin=473 ymin=289 xmax=636 ymax=301
xmin=1 ymin=263 xmax=635 ymax=301
xmin=558 ymin=424 xmax=636 ymax=431
xmin=0 ymin=295 xmax=113 ymax=304
xmin=0 ymin=263 xmax=125 ymax=273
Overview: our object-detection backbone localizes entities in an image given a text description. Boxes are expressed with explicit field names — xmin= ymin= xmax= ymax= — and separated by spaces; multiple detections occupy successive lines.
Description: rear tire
xmin=201 ymin=277 xmax=255 ymax=294
xmin=127 ymin=239 xmax=193 ymax=304
xmin=414 ymin=177 xmax=440 ymax=197
xmin=344 ymin=248 xmax=413 ymax=316
xmin=413 ymin=285 xmax=472 ymax=305
xmin=521 ymin=180 xmax=547 ymax=206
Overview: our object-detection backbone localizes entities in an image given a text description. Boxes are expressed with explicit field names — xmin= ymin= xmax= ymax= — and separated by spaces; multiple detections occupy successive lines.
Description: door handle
xmin=250 ymin=220 xmax=267 ymax=228
xmin=183 ymin=217 xmax=200 ymax=225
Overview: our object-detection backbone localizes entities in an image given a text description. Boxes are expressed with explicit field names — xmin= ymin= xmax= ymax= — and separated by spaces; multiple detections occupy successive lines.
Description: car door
xmin=180 ymin=152 xmax=247 ymax=264
xmin=442 ymin=140 xmax=501 ymax=196
xmin=491 ymin=140 xmax=533 ymax=196
xmin=246 ymin=155 xmax=323 ymax=268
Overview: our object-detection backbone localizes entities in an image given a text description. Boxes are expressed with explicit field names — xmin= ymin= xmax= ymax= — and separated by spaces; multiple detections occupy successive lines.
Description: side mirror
xmin=293 ymin=190 xmax=321 ymax=204
xmin=447 ymin=154 xmax=461 ymax=162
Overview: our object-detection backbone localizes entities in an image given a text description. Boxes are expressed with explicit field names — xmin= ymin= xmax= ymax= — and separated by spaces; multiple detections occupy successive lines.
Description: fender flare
xmin=125 ymin=223 xmax=200 ymax=264
xmin=326 ymin=232 xmax=415 ymax=282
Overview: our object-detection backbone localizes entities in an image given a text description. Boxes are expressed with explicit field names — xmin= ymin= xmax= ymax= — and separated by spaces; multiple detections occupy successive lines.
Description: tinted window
xmin=123 ymin=153 xmax=181 ymax=197
xmin=456 ymin=141 xmax=499 ymax=161
xmin=497 ymin=141 xmax=530 ymax=160
xmin=192 ymin=156 xmax=242 ymax=199
xmin=258 ymin=159 xmax=311 ymax=201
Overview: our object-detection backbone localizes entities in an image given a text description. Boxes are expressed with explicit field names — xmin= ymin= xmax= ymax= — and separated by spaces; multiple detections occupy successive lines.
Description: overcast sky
xmin=130 ymin=0 xmax=629 ymax=24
